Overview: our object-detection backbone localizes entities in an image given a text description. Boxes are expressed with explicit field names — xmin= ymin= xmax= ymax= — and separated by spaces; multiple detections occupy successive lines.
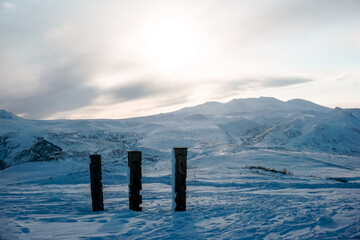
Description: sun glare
xmin=140 ymin=17 xmax=201 ymax=72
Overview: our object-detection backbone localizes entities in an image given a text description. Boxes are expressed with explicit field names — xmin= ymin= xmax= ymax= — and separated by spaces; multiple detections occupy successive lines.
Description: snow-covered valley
xmin=1 ymin=97 xmax=360 ymax=239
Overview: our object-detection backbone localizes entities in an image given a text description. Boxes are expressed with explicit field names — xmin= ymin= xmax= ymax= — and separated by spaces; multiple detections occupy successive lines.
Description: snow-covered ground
xmin=0 ymin=97 xmax=360 ymax=239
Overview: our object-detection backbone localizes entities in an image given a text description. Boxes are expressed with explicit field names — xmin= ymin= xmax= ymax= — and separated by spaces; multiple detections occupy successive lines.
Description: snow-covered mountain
xmin=1 ymin=97 xmax=360 ymax=239
xmin=1 ymin=97 xmax=359 ymax=170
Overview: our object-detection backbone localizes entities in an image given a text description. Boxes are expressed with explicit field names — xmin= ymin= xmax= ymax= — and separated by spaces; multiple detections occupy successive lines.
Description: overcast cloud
xmin=0 ymin=0 xmax=359 ymax=119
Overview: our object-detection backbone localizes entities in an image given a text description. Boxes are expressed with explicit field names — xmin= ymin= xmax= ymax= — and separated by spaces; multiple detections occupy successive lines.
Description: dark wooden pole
xmin=173 ymin=148 xmax=187 ymax=211
xmin=89 ymin=154 xmax=104 ymax=211
xmin=128 ymin=151 xmax=142 ymax=211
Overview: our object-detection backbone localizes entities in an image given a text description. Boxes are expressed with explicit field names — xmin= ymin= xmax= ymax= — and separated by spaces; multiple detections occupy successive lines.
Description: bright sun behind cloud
xmin=138 ymin=14 xmax=202 ymax=73
xmin=1 ymin=0 xmax=360 ymax=119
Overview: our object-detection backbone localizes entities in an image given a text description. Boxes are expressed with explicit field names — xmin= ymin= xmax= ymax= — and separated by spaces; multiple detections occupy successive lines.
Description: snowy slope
xmin=0 ymin=98 xmax=360 ymax=239
xmin=2 ymin=97 xmax=359 ymax=169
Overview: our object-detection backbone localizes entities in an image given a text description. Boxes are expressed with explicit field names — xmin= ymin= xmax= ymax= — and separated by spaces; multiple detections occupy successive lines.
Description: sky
xmin=0 ymin=0 xmax=359 ymax=119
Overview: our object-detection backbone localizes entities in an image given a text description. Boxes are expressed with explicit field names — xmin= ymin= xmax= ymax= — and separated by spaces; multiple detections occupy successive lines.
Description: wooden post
xmin=172 ymin=148 xmax=187 ymax=211
xmin=128 ymin=151 xmax=142 ymax=211
xmin=89 ymin=154 xmax=104 ymax=211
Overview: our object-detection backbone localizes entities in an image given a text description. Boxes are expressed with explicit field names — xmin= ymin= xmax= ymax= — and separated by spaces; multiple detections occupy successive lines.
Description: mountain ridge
xmin=2 ymin=97 xmax=358 ymax=121
xmin=0 ymin=109 xmax=23 ymax=120
xmin=1 ymin=97 xmax=359 ymax=170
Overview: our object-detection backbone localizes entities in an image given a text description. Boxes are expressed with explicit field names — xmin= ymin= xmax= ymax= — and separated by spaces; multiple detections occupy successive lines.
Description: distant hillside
xmin=0 ymin=97 xmax=359 ymax=169
xmin=0 ymin=109 xmax=23 ymax=120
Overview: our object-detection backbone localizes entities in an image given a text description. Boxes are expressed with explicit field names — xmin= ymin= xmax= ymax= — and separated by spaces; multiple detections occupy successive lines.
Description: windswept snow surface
xmin=0 ymin=98 xmax=360 ymax=239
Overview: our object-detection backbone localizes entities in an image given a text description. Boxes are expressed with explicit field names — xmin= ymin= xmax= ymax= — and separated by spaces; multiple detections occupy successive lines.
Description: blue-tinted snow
xmin=0 ymin=98 xmax=359 ymax=239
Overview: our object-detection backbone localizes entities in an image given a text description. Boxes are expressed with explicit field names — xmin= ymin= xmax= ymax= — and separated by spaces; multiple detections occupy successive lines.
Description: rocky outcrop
xmin=15 ymin=139 xmax=63 ymax=163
